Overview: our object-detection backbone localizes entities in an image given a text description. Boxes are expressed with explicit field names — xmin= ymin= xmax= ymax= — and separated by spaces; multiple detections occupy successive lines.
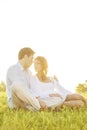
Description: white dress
xmin=30 ymin=76 xmax=70 ymax=108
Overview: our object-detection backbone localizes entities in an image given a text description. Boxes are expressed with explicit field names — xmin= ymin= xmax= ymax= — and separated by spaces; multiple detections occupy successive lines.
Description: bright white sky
xmin=0 ymin=0 xmax=87 ymax=92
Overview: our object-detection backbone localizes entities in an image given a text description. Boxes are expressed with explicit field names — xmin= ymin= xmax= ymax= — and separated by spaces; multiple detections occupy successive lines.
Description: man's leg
xmin=11 ymin=82 xmax=41 ymax=111
xmin=12 ymin=91 xmax=25 ymax=108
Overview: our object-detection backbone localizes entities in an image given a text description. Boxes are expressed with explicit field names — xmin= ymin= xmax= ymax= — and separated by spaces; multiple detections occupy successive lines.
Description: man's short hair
xmin=18 ymin=47 xmax=35 ymax=60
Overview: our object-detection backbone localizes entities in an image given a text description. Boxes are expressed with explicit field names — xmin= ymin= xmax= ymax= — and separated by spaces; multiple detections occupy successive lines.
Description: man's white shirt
xmin=6 ymin=62 xmax=32 ymax=108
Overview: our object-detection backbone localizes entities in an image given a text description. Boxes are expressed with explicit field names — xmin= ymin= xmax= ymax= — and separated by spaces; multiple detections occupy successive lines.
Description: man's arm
xmin=36 ymin=97 xmax=47 ymax=109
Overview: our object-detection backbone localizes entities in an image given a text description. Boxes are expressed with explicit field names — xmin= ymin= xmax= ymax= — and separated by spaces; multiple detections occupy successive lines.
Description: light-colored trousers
xmin=11 ymin=82 xmax=41 ymax=111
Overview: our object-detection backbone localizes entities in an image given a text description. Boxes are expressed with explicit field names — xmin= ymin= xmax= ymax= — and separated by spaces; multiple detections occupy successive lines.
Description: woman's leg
xmin=65 ymin=93 xmax=86 ymax=104
xmin=63 ymin=100 xmax=84 ymax=108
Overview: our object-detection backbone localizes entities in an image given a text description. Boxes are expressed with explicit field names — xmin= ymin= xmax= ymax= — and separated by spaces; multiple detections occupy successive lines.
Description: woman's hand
xmin=49 ymin=93 xmax=62 ymax=99
xmin=53 ymin=75 xmax=58 ymax=81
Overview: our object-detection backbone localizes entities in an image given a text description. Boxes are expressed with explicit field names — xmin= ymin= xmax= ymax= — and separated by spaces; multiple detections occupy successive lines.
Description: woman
xmin=30 ymin=56 xmax=86 ymax=109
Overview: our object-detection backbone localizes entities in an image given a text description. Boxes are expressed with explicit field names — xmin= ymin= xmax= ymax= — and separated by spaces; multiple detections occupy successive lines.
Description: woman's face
xmin=34 ymin=59 xmax=43 ymax=72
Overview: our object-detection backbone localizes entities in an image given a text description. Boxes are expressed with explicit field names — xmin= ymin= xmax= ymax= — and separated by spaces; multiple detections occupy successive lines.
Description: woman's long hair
xmin=35 ymin=56 xmax=48 ymax=82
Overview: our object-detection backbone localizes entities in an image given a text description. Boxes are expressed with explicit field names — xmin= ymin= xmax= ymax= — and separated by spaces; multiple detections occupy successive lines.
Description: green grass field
xmin=0 ymin=91 xmax=87 ymax=130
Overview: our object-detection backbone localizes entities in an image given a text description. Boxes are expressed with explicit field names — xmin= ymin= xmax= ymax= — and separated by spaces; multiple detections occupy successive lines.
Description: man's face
xmin=22 ymin=54 xmax=34 ymax=69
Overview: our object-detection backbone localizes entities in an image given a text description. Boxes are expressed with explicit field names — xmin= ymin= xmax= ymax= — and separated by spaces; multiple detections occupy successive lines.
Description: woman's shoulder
xmin=44 ymin=77 xmax=51 ymax=82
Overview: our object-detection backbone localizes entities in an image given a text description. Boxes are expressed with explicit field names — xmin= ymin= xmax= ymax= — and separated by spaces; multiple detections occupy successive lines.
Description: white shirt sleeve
xmin=50 ymin=78 xmax=72 ymax=101
xmin=6 ymin=67 xmax=15 ymax=108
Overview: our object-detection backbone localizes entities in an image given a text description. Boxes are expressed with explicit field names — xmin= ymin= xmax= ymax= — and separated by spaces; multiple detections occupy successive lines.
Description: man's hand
xmin=37 ymin=97 xmax=47 ymax=108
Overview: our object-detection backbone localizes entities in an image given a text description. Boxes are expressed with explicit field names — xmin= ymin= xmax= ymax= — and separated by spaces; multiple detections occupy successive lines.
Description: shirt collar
xmin=17 ymin=62 xmax=30 ymax=72
xmin=17 ymin=62 xmax=24 ymax=70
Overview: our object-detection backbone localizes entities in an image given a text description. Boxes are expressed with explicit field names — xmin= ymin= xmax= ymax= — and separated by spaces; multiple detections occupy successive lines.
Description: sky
xmin=0 ymin=0 xmax=87 ymax=92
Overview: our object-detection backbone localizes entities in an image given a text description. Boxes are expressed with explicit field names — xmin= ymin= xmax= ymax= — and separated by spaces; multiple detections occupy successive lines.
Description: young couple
xmin=6 ymin=47 xmax=86 ymax=111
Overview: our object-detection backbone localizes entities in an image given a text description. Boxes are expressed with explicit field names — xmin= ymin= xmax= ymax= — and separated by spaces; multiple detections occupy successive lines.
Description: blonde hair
xmin=35 ymin=56 xmax=48 ymax=82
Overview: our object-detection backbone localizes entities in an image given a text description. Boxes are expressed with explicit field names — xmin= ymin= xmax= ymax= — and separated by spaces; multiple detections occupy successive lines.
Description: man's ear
xmin=24 ymin=54 xmax=28 ymax=59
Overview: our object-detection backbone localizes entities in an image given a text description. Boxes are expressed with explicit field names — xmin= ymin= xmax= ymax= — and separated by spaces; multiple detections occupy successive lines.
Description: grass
xmin=0 ymin=91 xmax=87 ymax=130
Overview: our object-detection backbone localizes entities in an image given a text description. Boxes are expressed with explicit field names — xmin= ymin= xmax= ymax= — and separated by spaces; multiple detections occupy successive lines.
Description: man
xmin=6 ymin=47 xmax=40 ymax=111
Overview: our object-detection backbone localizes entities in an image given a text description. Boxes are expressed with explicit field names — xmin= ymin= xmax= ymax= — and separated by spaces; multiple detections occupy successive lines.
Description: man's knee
xmin=11 ymin=82 xmax=22 ymax=92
